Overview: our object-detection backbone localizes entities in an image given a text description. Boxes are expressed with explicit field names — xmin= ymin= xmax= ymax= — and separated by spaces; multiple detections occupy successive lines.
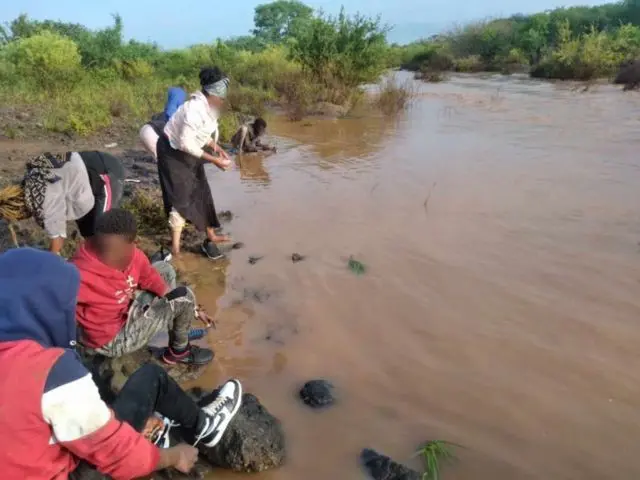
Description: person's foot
xmin=194 ymin=379 xmax=243 ymax=448
xmin=188 ymin=327 xmax=208 ymax=341
xmin=162 ymin=344 xmax=214 ymax=366
xmin=210 ymin=232 xmax=232 ymax=244
xmin=150 ymin=247 xmax=172 ymax=263
xmin=201 ymin=240 xmax=224 ymax=260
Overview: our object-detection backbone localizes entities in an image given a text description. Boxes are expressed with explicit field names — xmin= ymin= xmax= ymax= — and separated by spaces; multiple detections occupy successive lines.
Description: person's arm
xmin=50 ymin=236 xmax=65 ymax=255
xmin=255 ymin=137 xmax=275 ymax=152
xmin=206 ymin=138 xmax=231 ymax=161
xmin=43 ymin=351 xmax=161 ymax=480
xmin=42 ymin=185 xmax=68 ymax=254
xmin=178 ymin=110 xmax=230 ymax=170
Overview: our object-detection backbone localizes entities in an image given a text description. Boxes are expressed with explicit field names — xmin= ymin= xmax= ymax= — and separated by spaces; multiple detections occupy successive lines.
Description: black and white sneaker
xmin=194 ymin=379 xmax=243 ymax=448
xmin=201 ymin=240 xmax=224 ymax=260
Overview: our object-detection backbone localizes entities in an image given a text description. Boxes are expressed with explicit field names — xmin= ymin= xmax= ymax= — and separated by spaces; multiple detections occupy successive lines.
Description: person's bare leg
xmin=171 ymin=227 xmax=183 ymax=256
xmin=206 ymin=226 xmax=230 ymax=244
xmin=169 ymin=208 xmax=186 ymax=256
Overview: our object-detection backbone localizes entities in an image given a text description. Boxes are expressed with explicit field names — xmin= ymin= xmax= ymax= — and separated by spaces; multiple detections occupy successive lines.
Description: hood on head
xmin=0 ymin=248 xmax=80 ymax=349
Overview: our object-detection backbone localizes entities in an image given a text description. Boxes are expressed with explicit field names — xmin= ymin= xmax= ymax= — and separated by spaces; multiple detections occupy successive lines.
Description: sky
xmin=2 ymin=0 xmax=616 ymax=47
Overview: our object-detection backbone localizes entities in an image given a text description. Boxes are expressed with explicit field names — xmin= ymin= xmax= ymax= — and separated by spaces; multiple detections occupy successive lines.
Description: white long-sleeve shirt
xmin=164 ymin=91 xmax=220 ymax=158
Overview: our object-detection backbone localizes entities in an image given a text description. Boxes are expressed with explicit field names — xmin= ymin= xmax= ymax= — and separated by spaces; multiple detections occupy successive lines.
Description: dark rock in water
xmin=200 ymin=393 xmax=285 ymax=472
xmin=614 ymin=60 xmax=640 ymax=90
xmin=360 ymin=449 xmax=421 ymax=480
xmin=248 ymin=255 xmax=263 ymax=265
xmin=291 ymin=253 xmax=306 ymax=263
xmin=218 ymin=210 xmax=234 ymax=222
xmin=299 ymin=379 xmax=335 ymax=408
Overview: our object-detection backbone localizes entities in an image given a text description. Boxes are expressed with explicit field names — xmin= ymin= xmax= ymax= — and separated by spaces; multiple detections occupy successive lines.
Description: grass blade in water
xmin=348 ymin=256 xmax=366 ymax=275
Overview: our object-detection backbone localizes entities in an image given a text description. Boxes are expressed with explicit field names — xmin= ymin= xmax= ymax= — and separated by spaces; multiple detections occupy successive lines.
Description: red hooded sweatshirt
xmin=0 ymin=248 xmax=159 ymax=480
xmin=72 ymin=243 xmax=168 ymax=348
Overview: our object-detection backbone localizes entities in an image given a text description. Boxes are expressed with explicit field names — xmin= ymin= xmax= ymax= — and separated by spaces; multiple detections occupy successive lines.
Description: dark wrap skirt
xmin=156 ymin=134 xmax=220 ymax=231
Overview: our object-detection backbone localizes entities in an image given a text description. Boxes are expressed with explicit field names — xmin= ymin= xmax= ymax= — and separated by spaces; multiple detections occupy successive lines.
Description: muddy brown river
xmin=177 ymin=73 xmax=640 ymax=479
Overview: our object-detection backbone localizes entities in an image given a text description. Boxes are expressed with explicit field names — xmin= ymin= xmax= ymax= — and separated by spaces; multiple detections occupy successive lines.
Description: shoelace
xmin=152 ymin=417 xmax=181 ymax=448
xmin=192 ymin=396 xmax=233 ymax=447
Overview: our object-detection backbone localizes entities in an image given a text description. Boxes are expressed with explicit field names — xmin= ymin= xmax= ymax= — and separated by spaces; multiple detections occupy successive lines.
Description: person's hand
xmin=169 ymin=444 xmax=199 ymax=473
xmin=215 ymin=144 xmax=231 ymax=161
xmin=196 ymin=305 xmax=215 ymax=328
xmin=215 ymin=158 xmax=232 ymax=171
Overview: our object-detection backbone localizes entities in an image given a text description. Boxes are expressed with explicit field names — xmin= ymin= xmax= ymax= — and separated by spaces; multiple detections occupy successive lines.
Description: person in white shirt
xmin=156 ymin=67 xmax=233 ymax=259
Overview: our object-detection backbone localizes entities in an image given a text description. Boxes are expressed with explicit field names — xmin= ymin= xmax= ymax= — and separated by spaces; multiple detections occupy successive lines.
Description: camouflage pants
xmin=94 ymin=261 xmax=196 ymax=357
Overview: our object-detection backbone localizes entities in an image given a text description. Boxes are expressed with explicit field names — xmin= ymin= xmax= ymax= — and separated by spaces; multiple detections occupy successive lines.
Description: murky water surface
xmin=183 ymin=73 xmax=640 ymax=479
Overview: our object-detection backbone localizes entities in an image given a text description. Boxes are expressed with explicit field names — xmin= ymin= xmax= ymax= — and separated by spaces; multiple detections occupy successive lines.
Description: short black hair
xmin=95 ymin=208 xmax=137 ymax=243
xmin=199 ymin=66 xmax=226 ymax=89
xmin=253 ymin=118 xmax=267 ymax=132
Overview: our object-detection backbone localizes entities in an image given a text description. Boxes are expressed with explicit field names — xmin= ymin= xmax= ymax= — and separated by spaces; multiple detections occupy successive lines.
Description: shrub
xmin=290 ymin=9 xmax=389 ymax=87
xmin=530 ymin=21 xmax=640 ymax=80
xmin=113 ymin=58 xmax=155 ymax=82
xmin=402 ymin=45 xmax=455 ymax=72
xmin=218 ymin=112 xmax=241 ymax=143
xmin=5 ymin=31 xmax=81 ymax=89
xmin=454 ymin=55 xmax=485 ymax=72
xmin=374 ymin=77 xmax=415 ymax=115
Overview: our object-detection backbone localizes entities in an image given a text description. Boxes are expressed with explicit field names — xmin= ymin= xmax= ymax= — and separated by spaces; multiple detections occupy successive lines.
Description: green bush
xmin=454 ymin=55 xmax=485 ymax=72
xmin=5 ymin=31 xmax=81 ymax=89
xmin=530 ymin=21 xmax=640 ymax=79
xmin=290 ymin=9 xmax=389 ymax=87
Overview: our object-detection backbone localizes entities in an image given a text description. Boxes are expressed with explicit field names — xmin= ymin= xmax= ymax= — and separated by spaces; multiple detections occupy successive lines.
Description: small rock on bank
xmin=360 ymin=448 xmax=421 ymax=480
xmin=199 ymin=392 xmax=286 ymax=472
xmin=299 ymin=379 xmax=335 ymax=408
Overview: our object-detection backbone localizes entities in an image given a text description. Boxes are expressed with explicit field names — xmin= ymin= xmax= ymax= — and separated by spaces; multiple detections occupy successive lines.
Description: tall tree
xmin=253 ymin=0 xmax=313 ymax=43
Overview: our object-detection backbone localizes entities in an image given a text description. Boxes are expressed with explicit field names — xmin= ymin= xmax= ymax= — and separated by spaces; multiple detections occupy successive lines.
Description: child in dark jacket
xmin=72 ymin=208 xmax=214 ymax=365
xmin=0 ymin=248 xmax=242 ymax=480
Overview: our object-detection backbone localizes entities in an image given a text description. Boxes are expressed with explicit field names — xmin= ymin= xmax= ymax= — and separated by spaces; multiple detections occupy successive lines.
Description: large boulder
xmin=360 ymin=448 xmax=421 ymax=480
xmin=198 ymin=392 xmax=286 ymax=472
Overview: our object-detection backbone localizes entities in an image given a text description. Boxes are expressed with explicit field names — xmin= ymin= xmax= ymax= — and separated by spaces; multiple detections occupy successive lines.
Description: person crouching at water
xmin=157 ymin=66 xmax=233 ymax=259
xmin=0 ymin=151 xmax=124 ymax=255
xmin=231 ymin=117 xmax=277 ymax=153
xmin=0 ymin=247 xmax=243 ymax=480
xmin=140 ymin=86 xmax=187 ymax=161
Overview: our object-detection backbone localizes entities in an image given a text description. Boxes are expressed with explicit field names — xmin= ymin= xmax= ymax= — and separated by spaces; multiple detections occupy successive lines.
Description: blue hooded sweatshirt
xmin=0 ymin=247 xmax=80 ymax=349
xmin=163 ymin=87 xmax=187 ymax=121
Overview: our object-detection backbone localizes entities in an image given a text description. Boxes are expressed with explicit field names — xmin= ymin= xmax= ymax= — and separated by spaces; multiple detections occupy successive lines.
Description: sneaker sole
xmin=201 ymin=244 xmax=225 ymax=260
xmin=162 ymin=351 xmax=214 ymax=366
xmin=201 ymin=380 xmax=243 ymax=448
